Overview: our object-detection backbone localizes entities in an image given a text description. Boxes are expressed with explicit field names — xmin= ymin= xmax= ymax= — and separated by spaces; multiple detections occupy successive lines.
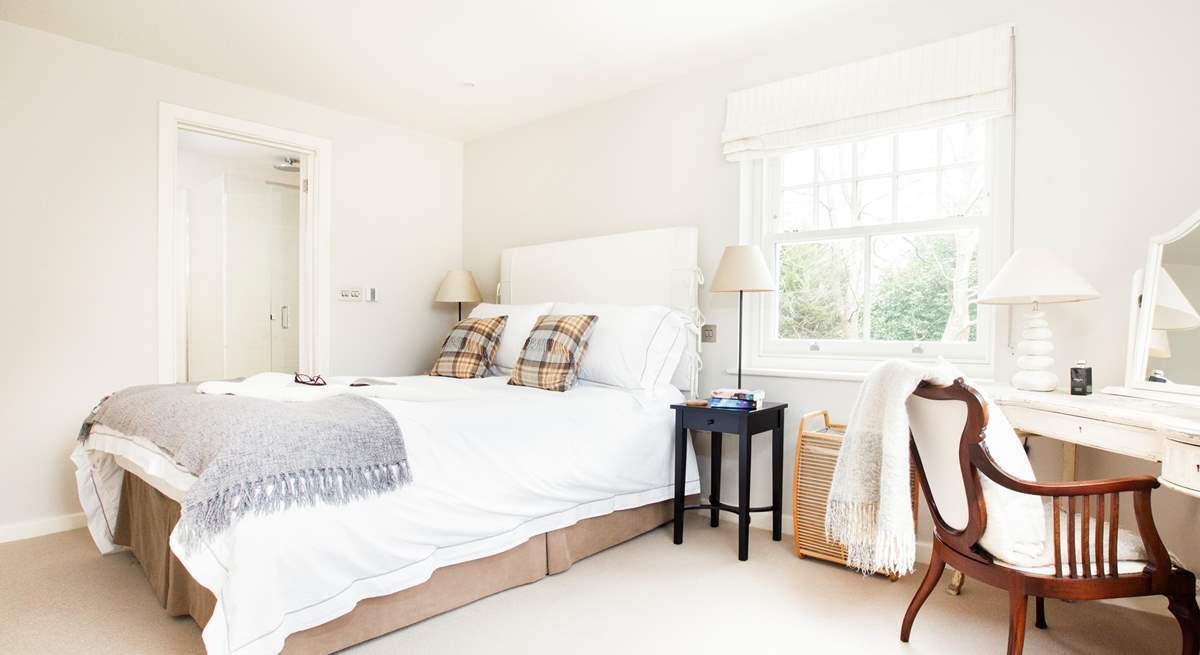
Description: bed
xmin=72 ymin=227 xmax=704 ymax=655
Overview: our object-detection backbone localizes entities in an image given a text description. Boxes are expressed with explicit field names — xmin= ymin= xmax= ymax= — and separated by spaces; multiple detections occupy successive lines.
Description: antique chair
xmin=900 ymin=378 xmax=1199 ymax=655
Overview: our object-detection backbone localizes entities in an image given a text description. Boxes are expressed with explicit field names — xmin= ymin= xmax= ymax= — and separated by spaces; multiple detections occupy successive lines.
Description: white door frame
xmin=158 ymin=102 xmax=332 ymax=383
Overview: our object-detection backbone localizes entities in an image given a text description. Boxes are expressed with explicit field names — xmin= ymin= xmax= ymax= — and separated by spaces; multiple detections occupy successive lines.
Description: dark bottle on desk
xmin=1070 ymin=360 xmax=1093 ymax=396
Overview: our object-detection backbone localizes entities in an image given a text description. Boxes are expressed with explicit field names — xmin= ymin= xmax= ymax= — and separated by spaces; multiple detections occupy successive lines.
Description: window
xmin=746 ymin=118 xmax=1012 ymax=374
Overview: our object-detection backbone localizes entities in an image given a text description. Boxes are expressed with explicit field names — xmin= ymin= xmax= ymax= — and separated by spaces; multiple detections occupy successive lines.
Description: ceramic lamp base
xmin=1011 ymin=310 xmax=1058 ymax=392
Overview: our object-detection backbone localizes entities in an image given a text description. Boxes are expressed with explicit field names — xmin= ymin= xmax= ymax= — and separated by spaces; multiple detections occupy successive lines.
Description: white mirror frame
xmin=1108 ymin=207 xmax=1200 ymax=405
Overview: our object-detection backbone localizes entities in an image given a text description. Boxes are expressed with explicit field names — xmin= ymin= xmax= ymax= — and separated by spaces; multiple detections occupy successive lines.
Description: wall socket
xmin=338 ymin=287 xmax=363 ymax=302
xmin=701 ymin=324 xmax=717 ymax=343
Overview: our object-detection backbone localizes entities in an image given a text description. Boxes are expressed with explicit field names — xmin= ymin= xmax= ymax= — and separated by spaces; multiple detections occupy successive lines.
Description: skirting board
xmin=0 ymin=512 xmax=86 ymax=544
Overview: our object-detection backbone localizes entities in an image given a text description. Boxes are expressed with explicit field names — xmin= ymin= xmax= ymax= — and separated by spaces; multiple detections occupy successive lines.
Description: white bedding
xmin=74 ymin=375 xmax=699 ymax=655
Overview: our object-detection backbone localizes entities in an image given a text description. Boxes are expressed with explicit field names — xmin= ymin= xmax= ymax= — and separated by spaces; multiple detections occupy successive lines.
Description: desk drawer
xmin=1163 ymin=438 xmax=1200 ymax=493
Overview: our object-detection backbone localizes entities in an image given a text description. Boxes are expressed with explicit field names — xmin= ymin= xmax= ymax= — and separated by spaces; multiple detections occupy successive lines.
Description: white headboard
xmin=498 ymin=227 xmax=703 ymax=392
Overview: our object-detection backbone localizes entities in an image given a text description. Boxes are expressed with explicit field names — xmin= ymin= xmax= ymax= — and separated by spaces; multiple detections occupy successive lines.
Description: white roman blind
xmin=722 ymin=24 xmax=1014 ymax=160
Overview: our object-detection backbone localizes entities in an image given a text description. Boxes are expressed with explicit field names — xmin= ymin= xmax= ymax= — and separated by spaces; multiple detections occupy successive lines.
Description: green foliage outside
xmin=777 ymin=233 xmax=977 ymax=343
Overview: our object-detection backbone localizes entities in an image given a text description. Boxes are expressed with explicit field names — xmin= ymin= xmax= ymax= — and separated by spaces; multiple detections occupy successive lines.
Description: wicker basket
xmin=792 ymin=409 xmax=918 ymax=579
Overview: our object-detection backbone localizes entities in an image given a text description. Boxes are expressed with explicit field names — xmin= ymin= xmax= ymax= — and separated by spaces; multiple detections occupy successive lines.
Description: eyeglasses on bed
xmin=294 ymin=372 xmax=327 ymax=386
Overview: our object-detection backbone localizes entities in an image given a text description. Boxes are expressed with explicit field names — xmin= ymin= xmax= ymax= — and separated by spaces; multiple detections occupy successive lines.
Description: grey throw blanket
xmin=80 ymin=384 xmax=411 ymax=550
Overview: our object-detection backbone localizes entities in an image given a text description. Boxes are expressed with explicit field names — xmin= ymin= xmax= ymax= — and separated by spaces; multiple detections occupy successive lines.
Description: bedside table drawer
xmin=679 ymin=410 xmax=743 ymax=433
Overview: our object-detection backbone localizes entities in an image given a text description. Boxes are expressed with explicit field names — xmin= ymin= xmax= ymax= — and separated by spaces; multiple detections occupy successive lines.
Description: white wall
xmin=0 ymin=21 xmax=463 ymax=539
xmin=464 ymin=0 xmax=1200 ymax=568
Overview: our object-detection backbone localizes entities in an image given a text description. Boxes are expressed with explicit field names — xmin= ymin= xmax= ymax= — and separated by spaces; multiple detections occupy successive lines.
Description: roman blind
xmin=721 ymin=24 xmax=1014 ymax=160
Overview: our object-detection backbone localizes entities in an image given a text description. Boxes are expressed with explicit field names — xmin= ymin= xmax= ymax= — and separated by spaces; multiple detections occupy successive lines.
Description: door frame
xmin=157 ymin=102 xmax=332 ymax=383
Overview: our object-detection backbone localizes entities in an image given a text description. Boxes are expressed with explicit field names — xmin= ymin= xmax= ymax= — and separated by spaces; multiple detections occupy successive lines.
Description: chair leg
xmin=1168 ymin=591 xmax=1200 ymax=655
xmin=1035 ymin=596 xmax=1047 ymax=630
xmin=1008 ymin=589 xmax=1028 ymax=655
xmin=901 ymin=545 xmax=945 ymax=643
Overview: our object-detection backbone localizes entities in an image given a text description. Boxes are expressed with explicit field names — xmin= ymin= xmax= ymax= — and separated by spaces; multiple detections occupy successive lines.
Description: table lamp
xmin=435 ymin=270 xmax=482 ymax=321
xmin=711 ymin=245 xmax=776 ymax=389
xmin=978 ymin=248 xmax=1099 ymax=391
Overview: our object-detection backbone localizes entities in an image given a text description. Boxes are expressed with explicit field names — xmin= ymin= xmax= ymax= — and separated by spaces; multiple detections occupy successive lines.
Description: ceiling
xmin=0 ymin=0 xmax=845 ymax=141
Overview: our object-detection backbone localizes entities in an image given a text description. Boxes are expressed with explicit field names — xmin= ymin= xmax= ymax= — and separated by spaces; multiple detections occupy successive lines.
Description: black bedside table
xmin=671 ymin=401 xmax=787 ymax=561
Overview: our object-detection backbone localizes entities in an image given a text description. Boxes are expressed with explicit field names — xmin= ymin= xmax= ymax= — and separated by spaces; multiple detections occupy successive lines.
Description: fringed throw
xmin=80 ymin=384 xmax=411 ymax=551
xmin=825 ymin=360 xmax=953 ymax=576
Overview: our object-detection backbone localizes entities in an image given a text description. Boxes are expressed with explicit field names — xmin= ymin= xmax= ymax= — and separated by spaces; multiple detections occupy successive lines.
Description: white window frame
xmin=739 ymin=116 xmax=1013 ymax=379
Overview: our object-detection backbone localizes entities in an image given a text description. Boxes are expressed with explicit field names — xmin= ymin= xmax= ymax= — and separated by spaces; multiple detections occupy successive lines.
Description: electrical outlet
xmin=701 ymin=324 xmax=717 ymax=343
xmin=338 ymin=287 xmax=363 ymax=302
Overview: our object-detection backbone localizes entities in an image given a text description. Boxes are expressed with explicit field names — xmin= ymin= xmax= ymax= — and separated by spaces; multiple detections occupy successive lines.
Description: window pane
xmin=941 ymin=121 xmax=985 ymax=165
xmin=782 ymin=149 xmax=814 ymax=186
xmin=868 ymin=230 xmax=979 ymax=342
xmin=778 ymin=188 xmax=815 ymax=232
xmin=856 ymin=135 xmax=893 ymax=176
xmin=817 ymin=143 xmax=853 ymax=182
xmin=777 ymin=239 xmax=865 ymax=340
xmin=857 ymin=178 xmax=892 ymax=224
xmin=940 ymin=165 xmax=988 ymax=217
xmin=897 ymin=173 xmax=936 ymax=221
xmin=898 ymin=128 xmax=938 ymax=170
xmin=817 ymin=183 xmax=854 ymax=228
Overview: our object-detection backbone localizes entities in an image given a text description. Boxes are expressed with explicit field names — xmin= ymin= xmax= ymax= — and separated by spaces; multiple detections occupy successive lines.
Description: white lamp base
xmin=1012 ymin=310 xmax=1057 ymax=392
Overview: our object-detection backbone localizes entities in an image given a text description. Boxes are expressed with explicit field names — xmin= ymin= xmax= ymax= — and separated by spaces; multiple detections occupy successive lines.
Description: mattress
xmin=74 ymin=375 xmax=700 ymax=655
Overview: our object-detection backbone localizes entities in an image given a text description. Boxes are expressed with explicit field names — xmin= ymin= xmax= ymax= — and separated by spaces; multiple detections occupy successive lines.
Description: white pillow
xmin=550 ymin=303 xmax=690 ymax=390
xmin=468 ymin=302 xmax=552 ymax=371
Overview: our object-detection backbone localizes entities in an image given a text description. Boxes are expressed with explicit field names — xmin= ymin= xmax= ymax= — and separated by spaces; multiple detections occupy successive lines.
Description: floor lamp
xmin=711 ymin=245 xmax=776 ymax=389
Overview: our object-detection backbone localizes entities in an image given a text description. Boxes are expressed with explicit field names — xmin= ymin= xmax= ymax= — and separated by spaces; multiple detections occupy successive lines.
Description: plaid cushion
xmin=508 ymin=314 xmax=598 ymax=392
xmin=429 ymin=316 xmax=508 ymax=378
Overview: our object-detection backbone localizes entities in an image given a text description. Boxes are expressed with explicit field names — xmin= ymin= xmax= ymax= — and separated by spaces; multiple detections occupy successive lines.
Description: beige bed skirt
xmin=114 ymin=472 xmax=688 ymax=654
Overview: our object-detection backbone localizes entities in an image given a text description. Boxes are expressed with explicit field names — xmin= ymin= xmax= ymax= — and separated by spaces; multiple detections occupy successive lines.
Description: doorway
xmin=176 ymin=131 xmax=303 ymax=381
xmin=157 ymin=104 xmax=332 ymax=383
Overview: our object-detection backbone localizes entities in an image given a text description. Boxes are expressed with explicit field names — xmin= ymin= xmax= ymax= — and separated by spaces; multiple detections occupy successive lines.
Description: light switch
xmin=701 ymin=324 xmax=717 ymax=343
xmin=338 ymin=287 xmax=363 ymax=302
xmin=366 ymin=287 xmax=377 ymax=302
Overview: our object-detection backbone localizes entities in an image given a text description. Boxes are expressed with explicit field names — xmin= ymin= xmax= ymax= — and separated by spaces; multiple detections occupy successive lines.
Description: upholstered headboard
xmin=498 ymin=227 xmax=703 ymax=392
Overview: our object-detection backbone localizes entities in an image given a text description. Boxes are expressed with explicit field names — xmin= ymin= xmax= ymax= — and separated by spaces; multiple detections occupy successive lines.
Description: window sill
xmin=724 ymin=362 xmax=996 ymax=383
xmin=724 ymin=367 xmax=867 ymax=382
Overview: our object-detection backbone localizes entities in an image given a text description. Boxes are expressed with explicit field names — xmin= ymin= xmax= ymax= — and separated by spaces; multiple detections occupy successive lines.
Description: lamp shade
xmin=1152 ymin=268 xmax=1200 ymax=330
xmin=711 ymin=245 xmax=776 ymax=292
xmin=977 ymin=248 xmax=1099 ymax=305
xmin=434 ymin=270 xmax=482 ymax=303
xmin=1149 ymin=329 xmax=1172 ymax=359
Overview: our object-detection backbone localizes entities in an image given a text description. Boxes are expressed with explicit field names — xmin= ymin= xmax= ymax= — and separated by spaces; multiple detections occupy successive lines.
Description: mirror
xmin=1121 ymin=208 xmax=1200 ymax=401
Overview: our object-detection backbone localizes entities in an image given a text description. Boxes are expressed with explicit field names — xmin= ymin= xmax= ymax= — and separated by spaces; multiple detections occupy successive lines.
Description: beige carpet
xmin=0 ymin=514 xmax=1184 ymax=654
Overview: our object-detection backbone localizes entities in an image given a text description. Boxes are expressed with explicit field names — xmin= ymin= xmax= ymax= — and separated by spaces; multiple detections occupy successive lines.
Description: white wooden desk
xmin=979 ymin=384 xmax=1200 ymax=496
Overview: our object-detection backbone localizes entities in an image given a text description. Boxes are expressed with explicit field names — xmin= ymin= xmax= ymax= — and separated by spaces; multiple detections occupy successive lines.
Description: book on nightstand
xmin=707 ymin=388 xmax=766 ymax=410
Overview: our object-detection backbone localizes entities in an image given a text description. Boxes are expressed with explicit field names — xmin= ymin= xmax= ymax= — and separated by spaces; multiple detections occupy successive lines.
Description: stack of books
xmin=707 ymin=388 xmax=766 ymax=411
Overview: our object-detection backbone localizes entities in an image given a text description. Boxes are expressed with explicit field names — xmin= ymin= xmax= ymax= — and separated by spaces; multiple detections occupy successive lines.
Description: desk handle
xmin=706 ymin=418 xmax=715 ymax=426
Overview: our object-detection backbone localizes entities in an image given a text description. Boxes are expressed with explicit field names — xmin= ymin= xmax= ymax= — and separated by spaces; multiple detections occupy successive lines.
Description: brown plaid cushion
xmin=508 ymin=314 xmax=598 ymax=392
xmin=429 ymin=316 xmax=508 ymax=378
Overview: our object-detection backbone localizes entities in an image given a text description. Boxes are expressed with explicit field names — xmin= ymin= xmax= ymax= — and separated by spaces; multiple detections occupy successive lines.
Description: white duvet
xmin=73 ymin=375 xmax=700 ymax=655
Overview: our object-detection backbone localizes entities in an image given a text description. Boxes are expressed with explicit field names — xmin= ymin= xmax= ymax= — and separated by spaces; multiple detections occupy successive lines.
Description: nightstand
xmin=671 ymin=401 xmax=788 ymax=561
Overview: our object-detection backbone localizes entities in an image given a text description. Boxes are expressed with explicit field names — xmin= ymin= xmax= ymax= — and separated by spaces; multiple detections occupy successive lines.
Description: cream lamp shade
xmin=711 ymin=245 xmax=776 ymax=292
xmin=711 ymin=245 xmax=775 ymax=390
xmin=1152 ymin=268 xmax=1200 ymax=330
xmin=435 ymin=270 xmax=482 ymax=321
xmin=977 ymin=248 xmax=1100 ymax=305
xmin=978 ymin=249 xmax=1099 ymax=392
xmin=1149 ymin=329 xmax=1172 ymax=359
xmin=434 ymin=270 xmax=482 ymax=303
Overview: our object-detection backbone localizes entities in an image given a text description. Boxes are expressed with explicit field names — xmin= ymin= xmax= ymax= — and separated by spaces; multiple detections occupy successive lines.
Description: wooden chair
xmin=900 ymin=378 xmax=1199 ymax=655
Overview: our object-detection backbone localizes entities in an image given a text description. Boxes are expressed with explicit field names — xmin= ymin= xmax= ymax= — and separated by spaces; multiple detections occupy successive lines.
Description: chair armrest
xmin=970 ymin=444 xmax=1172 ymax=582
xmin=969 ymin=444 xmax=1159 ymax=496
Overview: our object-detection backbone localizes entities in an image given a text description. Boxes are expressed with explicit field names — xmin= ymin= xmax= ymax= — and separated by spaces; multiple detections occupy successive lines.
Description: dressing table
xmin=981 ymin=384 xmax=1200 ymax=496
xmin=946 ymin=206 xmax=1200 ymax=595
